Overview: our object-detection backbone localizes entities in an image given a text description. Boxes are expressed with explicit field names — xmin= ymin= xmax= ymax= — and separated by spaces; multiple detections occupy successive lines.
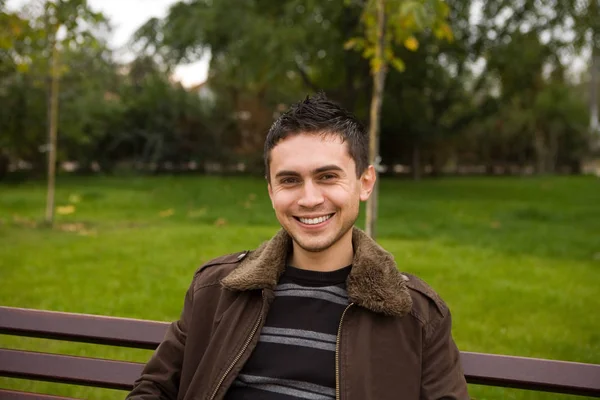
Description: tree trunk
xmin=548 ymin=129 xmax=559 ymax=174
xmin=412 ymin=143 xmax=421 ymax=181
xmin=0 ymin=150 xmax=9 ymax=181
xmin=533 ymin=128 xmax=547 ymax=174
xmin=365 ymin=0 xmax=387 ymax=239
xmin=45 ymin=36 xmax=59 ymax=225
xmin=590 ymin=46 xmax=599 ymax=135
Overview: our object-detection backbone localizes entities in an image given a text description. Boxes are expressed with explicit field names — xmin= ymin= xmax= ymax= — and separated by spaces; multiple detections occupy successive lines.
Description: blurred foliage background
xmin=1 ymin=0 xmax=599 ymax=180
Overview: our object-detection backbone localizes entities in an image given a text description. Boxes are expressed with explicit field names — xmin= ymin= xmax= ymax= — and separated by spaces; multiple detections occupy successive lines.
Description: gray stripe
xmin=274 ymin=289 xmax=349 ymax=306
xmin=259 ymin=334 xmax=336 ymax=351
xmin=261 ymin=327 xmax=337 ymax=343
xmin=232 ymin=381 xmax=333 ymax=399
xmin=237 ymin=374 xmax=335 ymax=397
xmin=276 ymin=283 xmax=348 ymax=298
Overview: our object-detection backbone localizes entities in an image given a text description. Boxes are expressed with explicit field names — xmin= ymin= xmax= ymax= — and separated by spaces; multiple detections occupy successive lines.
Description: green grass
xmin=1 ymin=175 xmax=599 ymax=399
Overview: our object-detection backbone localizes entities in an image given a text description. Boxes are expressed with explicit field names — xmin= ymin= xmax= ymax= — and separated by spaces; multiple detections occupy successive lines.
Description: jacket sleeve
xmin=126 ymin=283 xmax=194 ymax=400
xmin=420 ymin=310 xmax=470 ymax=400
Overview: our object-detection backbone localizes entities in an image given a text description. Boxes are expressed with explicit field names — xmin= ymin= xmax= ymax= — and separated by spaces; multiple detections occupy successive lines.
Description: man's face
xmin=267 ymin=133 xmax=375 ymax=253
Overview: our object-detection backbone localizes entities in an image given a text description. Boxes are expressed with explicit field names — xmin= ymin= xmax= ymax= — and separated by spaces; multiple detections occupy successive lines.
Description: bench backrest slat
xmin=0 ymin=306 xmax=168 ymax=349
xmin=461 ymin=351 xmax=600 ymax=397
xmin=1 ymin=306 xmax=599 ymax=397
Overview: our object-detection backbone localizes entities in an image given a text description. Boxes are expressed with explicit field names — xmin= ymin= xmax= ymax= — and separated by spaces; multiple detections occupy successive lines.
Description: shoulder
xmin=403 ymin=273 xmax=450 ymax=327
xmin=190 ymin=250 xmax=251 ymax=292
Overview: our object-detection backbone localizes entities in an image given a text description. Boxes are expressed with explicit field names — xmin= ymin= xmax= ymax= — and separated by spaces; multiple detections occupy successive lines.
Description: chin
xmin=291 ymin=232 xmax=338 ymax=253
xmin=297 ymin=240 xmax=333 ymax=253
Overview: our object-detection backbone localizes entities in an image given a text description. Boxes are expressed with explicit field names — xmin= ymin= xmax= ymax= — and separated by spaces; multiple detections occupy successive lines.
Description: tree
xmin=2 ymin=0 xmax=594 ymax=185
xmin=344 ymin=0 xmax=453 ymax=238
xmin=0 ymin=7 xmax=35 ymax=178
xmin=18 ymin=0 xmax=106 ymax=223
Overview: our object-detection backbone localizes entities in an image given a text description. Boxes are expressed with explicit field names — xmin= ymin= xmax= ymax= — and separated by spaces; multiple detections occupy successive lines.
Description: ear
xmin=359 ymin=165 xmax=376 ymax=201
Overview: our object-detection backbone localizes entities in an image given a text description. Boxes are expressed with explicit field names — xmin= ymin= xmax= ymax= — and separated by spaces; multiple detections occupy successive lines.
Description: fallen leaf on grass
xmin=12 ymin=215 xmax=37 ymax=227
xmin=187 ymin=208 xmax=207 ymax=218
xmin=78 ymin=229 xmax=97 ymax=237
xmin=214 ymin=218 xmax=227 ymax=227
xmin=56 ymin=205 xmax=76 ymax=215
xmin=159 ymin=209 xmax=175 ymax=218
xmin=68 ymin=194 xmax=81 ymax=203
xmin=59 ymin=223 xmax=85 ymax=232
xmin=57 ymin=223 xmax=96 ymax=236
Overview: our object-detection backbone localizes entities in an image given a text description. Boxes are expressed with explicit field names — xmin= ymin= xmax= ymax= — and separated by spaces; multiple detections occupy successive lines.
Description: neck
xmin=289 ymin=230 xmax=354 ymax=272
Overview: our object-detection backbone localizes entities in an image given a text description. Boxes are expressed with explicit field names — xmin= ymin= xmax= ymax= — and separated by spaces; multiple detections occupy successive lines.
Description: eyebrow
xmin=274 ymin=165 xmax=344 ymax=179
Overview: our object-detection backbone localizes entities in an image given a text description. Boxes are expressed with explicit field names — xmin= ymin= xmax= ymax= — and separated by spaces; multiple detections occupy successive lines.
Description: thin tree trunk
xmin=365 ymin=0 xmax=387 ymax=239
xmin=533 ymin=128 xmax=546 ymax=174
xmin=45 ymin=36 xmax=59 ymax=225
xmin=590 ymin=47 xmax=599 ymax=134
xmin=412 ymin=143 xmax=421 ymax=181
xmin=548 ymin=129 xmax=559 ymax=174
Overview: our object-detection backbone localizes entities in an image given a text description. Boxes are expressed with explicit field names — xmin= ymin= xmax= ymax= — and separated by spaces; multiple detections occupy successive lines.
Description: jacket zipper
xmin=208 ymin=291 xmax=266 ymax=400
xmin=335 ymin=303 xmax=354 ymax=400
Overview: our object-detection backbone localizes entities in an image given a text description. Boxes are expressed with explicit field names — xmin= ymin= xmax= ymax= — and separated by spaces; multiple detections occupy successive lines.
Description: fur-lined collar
xmin=221 ymin=227 xmax=412 ymax=317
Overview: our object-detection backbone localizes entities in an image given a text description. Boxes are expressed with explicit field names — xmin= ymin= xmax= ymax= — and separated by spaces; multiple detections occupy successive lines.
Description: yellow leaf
xmin=344 ymin=39 xmax=357 ymax=50
xmin=56 ymin=205 xmax=75 ymax=215
xmin=404 ymin=36 xmax=419 ymax=51
xmin=159 ymin=209 xmax=174 ymax=217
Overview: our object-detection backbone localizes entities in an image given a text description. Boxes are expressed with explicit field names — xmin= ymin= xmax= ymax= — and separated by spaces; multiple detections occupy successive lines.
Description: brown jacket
xmin=128 ymin=228 xmax=469 ymax=400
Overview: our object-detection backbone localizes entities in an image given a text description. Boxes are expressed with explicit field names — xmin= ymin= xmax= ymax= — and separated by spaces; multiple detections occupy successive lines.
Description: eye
xmin=320 ymin=173 xmax=337 ymax=181
xmin=280 ymin=177 xmax=300 ymax=185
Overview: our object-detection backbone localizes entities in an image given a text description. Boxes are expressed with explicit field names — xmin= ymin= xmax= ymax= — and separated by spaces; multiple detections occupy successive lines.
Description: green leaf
xmin=390 ymin=57 xmax=405 ymax=72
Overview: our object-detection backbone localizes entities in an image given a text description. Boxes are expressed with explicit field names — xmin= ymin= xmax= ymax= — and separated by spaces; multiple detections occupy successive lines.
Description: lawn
xmin=1 ymin=175 xmax=599 ymax=399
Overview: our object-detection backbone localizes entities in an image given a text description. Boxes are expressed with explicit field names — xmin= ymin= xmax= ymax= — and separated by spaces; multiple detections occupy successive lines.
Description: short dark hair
xmin=264 ymin=93 xmax=369 ymax=180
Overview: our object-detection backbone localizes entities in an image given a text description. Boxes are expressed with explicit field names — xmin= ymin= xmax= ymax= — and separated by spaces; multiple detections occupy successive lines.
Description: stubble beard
xmin=288 ymin=212 xmax=358 ymax=253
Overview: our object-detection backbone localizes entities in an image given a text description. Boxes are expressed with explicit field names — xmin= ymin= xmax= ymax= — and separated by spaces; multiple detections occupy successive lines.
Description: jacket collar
xmin=221 ymin=227 xmax=412 ymax=317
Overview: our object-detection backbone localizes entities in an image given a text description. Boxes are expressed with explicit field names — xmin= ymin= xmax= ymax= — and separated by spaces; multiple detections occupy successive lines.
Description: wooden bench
xmin=1 ymin=306 xmax=599 ymax=399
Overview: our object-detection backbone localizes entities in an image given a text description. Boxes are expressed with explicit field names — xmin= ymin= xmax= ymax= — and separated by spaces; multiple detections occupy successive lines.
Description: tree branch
xmin=295 ymin=61 xmax=321 ymax=92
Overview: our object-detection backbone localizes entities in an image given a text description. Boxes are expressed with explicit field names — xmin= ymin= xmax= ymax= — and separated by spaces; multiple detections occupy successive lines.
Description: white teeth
xmin=299 ymin=214 xmax=332 ymax=225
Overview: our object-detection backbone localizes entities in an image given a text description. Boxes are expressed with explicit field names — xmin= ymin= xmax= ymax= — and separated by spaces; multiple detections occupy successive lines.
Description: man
xmin=127 ymin=94 xmax=469 ymax=400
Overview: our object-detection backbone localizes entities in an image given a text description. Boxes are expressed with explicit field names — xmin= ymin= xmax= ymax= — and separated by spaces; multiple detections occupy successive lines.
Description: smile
xmin=296 ymin=214 xmax=334 ymax=225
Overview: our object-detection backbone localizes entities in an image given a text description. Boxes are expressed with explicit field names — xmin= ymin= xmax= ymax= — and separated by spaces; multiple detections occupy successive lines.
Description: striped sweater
xmin=225 ymin=265 xmax=351 ymax=400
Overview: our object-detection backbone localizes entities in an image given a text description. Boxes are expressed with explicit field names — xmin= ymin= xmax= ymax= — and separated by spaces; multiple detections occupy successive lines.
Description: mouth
xmin=294 ymin=213 xmax=335 ymax=226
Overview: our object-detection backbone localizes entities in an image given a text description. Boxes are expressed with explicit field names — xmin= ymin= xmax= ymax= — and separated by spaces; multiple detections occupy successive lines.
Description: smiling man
xmin=128 ymin=94 xmax=469 ymax=400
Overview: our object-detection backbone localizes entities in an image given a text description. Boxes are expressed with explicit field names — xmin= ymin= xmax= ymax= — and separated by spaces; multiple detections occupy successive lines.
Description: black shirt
xmin=225 ymin=265 xmax=352 ymax=400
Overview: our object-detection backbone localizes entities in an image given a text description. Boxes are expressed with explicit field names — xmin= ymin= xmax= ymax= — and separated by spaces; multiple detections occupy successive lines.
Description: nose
xmin=297 ymin=180 xmax=324 ymax=208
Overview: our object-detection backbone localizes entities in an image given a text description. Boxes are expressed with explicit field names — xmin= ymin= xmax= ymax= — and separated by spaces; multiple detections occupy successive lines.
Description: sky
xmin=6 ymin=0 xmax=210 ymax=87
